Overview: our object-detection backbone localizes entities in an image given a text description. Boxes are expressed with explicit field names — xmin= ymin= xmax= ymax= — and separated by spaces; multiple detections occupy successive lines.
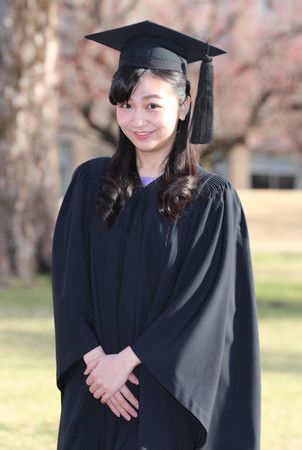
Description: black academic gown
xmin=51 ymin=156 xmax=261 ymax=450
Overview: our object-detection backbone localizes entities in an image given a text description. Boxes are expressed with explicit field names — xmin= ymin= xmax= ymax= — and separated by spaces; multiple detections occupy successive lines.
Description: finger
xmin=120 ymin=385 xmax=139 ymax=409
xmin=106 ymin=399 xmax=120 ymax=418
xmin=85 ymin=367 xmax=99 ymax=385
xmin=114 ymin=390 xmax=138 ymax=418
xmin=83 ymin=359 xmax=99 ymax=376
xmin=89 ymin=382 xmax=101 ymax=395
xmin=84 ymin=359 xmax=99 ymax=376
xmin=92 ymin=386 xmax=106 ymax=399
xmin=128 ymin=372 xmax=139 ymax=385
xmin=86 ymin=377 xmax=91 ymax=386
xmin=86 ymin=372 xmax=96 ymax=385
xmin=110 ymin=394 xmax=131 ymax=421
xmin=101 ymin=391 xmax=113 ymax=404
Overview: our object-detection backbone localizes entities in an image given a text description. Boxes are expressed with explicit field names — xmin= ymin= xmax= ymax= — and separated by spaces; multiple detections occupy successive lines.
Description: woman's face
xmin=116 ymin=72 xmax=187 ymax=157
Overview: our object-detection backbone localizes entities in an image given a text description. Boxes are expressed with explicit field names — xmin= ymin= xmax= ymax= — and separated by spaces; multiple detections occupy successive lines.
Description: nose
xmin=130 ymin=109 xmax=148 ymax=129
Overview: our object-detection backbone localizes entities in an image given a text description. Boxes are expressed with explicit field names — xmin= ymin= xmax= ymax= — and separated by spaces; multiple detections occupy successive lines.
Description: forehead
xmin=130 ymin=72 xmax=175 ymax=100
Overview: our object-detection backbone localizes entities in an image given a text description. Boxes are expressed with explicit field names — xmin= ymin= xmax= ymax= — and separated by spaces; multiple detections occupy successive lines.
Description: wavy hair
xmin=96 ymin=65 xmax=201 ymax=230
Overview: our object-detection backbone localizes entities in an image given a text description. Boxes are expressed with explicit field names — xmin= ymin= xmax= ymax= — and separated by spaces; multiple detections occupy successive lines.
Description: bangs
xmin=109 ymin=66 xmax=147 ymax=105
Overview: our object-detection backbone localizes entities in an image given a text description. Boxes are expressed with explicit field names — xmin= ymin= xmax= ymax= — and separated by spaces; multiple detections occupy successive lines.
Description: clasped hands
xmin=83 ymin=345 xmax=141 ymax=421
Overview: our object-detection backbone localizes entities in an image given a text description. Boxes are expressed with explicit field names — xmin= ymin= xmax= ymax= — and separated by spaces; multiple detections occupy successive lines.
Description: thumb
xmin=128 ymin=372 xmax=139 ymax=385
xmin=84 ymin=358 xmax=99 ymax=375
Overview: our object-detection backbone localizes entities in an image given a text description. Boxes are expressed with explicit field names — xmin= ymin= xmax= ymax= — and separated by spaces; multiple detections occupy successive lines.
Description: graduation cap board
xmin=84 ymin=20 xmax=227 ymax=144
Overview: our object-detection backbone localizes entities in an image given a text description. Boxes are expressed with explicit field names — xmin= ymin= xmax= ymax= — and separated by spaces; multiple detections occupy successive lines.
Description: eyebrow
xmin=141 ymin=94 xmax=163 ymax=100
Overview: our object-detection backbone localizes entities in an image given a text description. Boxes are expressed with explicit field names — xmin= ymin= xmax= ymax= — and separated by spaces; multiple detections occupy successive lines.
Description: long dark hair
xmin=96 ymin=65 xmax=200 ymax=230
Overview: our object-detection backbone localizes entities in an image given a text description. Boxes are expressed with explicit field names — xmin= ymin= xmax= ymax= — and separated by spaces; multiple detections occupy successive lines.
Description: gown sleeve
xmin=51 ymin=161 xmax=100 ymax=392
xmin=130 ymin=178 xmax=261 ymax=448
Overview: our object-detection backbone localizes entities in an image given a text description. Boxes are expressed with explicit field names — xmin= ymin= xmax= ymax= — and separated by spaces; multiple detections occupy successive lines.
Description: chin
xmin=128 ymin=137 xmax=159 ymax=150
xmin=136 ymin=146 xmax=159 ymax=154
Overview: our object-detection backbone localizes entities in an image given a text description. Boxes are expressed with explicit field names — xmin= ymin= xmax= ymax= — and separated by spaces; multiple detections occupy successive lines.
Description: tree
xmin=208 ymin=0 xmax=302 ymax=186
xmin=60 ymin=0 xmax=302 ymax=185
xmin=0 ymin=0 xmax=59 ymax=284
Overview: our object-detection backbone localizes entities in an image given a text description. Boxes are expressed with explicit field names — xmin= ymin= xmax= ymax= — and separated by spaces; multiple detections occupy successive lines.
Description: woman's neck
xmin=135 ymin=150 xmax=168 ymax=178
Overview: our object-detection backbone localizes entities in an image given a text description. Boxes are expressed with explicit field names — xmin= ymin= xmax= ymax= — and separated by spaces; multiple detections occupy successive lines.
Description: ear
xmin=179 ymin=95 xmax=191 ymax=121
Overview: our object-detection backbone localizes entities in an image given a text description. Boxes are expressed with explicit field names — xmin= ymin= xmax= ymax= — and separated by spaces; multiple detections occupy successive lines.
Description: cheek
xmin=158 ymin=99 xmax=180 ymax=131
xmin=116 ymin=108 xmax=128 ymax=128
xmin=157 ymin=110 xmax=179 ymax=132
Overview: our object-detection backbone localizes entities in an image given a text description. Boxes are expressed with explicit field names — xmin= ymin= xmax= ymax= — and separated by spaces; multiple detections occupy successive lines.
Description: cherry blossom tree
xmin=60 ymin=0 xmax=302 ymax=168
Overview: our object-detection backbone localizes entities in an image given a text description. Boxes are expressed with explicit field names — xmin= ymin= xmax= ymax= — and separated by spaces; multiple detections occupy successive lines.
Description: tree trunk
xmin=228 ymin=143 xmax=250 ymax=189
xmin=0 ymin=0 xmax=60 ymax=285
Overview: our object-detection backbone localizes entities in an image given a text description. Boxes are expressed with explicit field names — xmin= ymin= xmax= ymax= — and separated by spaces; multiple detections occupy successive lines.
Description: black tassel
xmin=190 ymin=51 xmax=214 ymax=145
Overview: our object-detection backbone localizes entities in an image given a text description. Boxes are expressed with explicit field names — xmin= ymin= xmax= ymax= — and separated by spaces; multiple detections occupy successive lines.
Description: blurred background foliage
xmin=0 ymin=0 xmax=301 ymax=282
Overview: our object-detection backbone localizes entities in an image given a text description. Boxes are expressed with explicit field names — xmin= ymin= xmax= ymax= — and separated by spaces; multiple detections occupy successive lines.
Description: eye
xmin=147 ymin=103 xmax=161 ymax=110
xmin=119 ymin=102 xmax=131 ymax=109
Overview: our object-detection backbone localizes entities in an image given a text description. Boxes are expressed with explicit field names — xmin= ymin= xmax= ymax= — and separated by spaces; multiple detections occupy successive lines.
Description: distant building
xmin=213 ymin=147 xmax=302 ymax=189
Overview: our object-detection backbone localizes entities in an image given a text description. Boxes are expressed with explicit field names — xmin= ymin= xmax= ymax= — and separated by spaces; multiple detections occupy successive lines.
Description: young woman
xmin=51 ymin=21 xmax=261 ymax=450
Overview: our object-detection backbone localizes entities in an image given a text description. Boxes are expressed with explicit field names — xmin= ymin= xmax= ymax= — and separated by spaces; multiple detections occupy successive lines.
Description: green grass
xmin=0 ymin=254 xmax=302 ymax=449
xmin=253 ymin=253 xmax=302 ymax=449
xmin=0 ymin=276 xmax=59 ymax=450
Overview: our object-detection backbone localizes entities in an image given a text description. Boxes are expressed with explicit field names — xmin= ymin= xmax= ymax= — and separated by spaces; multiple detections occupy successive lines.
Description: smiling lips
xmin=132 ymin=130 xmax=155 ymax=140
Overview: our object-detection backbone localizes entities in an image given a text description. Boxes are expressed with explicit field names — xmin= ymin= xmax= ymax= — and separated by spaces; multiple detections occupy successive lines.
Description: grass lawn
xmin=0 ymin=276 xmax=59 ymax=450
xmin=0 ymin=253 xmax=301 ymax=449
xmin=253 ymin=253 xmax=302 ymax=449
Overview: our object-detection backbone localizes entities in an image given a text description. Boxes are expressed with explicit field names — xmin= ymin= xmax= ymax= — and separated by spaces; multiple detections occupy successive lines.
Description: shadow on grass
xmin=1 ymin=328 xmax=55 ymax=360
xmin=257 ymin=298 xmax=302 ymax=320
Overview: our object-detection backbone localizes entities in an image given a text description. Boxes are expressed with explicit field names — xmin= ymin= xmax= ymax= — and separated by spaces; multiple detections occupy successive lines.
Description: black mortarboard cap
xmin=84 ymin=20 xmax=226 ymax=144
